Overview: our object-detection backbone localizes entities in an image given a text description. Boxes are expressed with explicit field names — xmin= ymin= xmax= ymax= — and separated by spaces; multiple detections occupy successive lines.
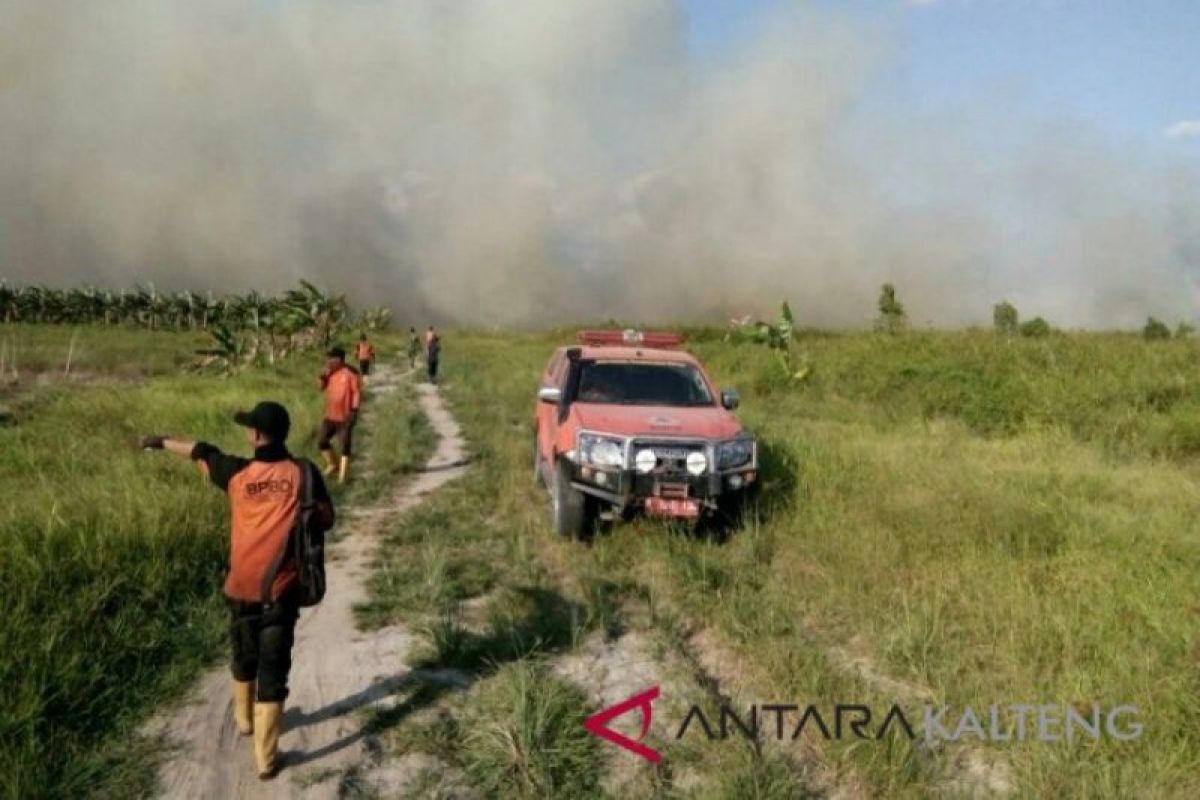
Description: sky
xmin=687 ymin=0 xmax=1200 ymax=152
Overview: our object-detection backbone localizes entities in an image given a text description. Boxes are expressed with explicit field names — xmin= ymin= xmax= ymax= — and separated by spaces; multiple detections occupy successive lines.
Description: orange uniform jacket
xmin=356 ymin=341 xmax=375 ymax=361
xmin=321 ymin=365 xmax=361 ymax=423
xmin=191 ymin=442 xmax=334 ymax=603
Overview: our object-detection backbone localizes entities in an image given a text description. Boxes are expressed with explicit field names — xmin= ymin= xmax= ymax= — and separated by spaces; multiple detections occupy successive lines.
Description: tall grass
xmin=460 ymin=662 xmax=601 ymax=799
xmin=425 ymin=328 xmax=1200 ymax=798
xmin=0 ymin=328 xmax=378 ymax=798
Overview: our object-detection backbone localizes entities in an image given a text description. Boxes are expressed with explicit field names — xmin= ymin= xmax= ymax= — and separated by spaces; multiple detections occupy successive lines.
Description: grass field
xmin=4 ymin=323 xmax=1199 ymax=798
xmin=0 ymin=326 xmax=427 ymax=799
xmin=361 ymin=328 xmax=1200 ymax=798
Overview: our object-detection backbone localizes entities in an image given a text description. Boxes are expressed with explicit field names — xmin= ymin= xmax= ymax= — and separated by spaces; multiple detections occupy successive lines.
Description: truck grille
xmin=659 ymin=482 xmax=690 ymax=499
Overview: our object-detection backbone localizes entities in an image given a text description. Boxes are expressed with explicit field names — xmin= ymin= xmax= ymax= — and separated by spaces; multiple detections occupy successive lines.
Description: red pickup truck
xmin=533 ymin=330 xmax=758 ymax=538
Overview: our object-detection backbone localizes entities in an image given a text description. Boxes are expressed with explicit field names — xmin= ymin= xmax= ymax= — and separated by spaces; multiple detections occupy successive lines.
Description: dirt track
xmin=151 ymin=367 xmax=467 ymax=799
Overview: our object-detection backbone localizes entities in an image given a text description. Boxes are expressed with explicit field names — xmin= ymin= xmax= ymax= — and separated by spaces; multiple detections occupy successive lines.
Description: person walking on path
xmin=425 ymin=327 xmax=441 ymax=384
xmin=355 ymin=333 xmax=375 ymax=378
xmin=318 ymin=345 xmax=362 ymax=484
xmin=406 ymin=327 xmax=421 ymax=370
xmin=138 ymin=402 xmax=335 ymax=780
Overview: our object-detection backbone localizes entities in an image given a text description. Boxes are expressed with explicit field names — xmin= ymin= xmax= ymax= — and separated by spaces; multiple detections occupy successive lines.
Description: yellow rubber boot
xmin=232 ymin=680 xmax=254 ymax=736
xmin=321 ymin=449 xmax=338 ymax=477
xmin=338 ymin=455 xmax=351 ymax=485
xmin=253 ymin=702 xmax=285 ymax=780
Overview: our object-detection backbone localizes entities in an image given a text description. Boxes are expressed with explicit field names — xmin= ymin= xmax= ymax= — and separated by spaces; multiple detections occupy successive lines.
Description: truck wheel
xmin=553 ymin=459 xmax=591 ymax=539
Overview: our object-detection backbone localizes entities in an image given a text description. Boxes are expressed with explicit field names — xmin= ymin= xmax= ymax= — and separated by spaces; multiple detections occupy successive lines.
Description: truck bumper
xmin=569 ymin=464 xmax=757 ymax=514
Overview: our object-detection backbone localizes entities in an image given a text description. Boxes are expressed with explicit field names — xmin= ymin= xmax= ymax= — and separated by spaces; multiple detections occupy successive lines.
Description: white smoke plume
xmin=1 ymin=0 xmax=1197 ymax=328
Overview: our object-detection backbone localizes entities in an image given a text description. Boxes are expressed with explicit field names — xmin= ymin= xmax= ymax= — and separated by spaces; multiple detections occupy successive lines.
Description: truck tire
xmin=553 ymin=459 xmax=591 ymax=539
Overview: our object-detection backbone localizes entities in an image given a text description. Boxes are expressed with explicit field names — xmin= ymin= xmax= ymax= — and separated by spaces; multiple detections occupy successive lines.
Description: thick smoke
xmin=1 ymin=1 xmax=1197 ymax=328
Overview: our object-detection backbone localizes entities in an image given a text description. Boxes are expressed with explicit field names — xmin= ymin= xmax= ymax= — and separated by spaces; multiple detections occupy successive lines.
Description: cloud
xmin=1164 ymin=120 xmax=1200 ymax=140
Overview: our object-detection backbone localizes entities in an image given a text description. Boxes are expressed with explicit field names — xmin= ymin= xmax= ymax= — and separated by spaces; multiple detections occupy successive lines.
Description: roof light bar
xmin=577 ymin=329 xmax=685 ymax=349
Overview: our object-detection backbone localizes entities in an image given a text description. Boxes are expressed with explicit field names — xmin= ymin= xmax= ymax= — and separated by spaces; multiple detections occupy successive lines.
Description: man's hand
xmin=139 ymin=435 xmax=166 ymax=451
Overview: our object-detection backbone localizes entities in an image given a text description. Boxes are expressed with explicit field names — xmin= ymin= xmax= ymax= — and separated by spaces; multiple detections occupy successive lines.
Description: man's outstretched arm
xmin=139 ymin=436 xmax=244 ymax=490
xmin=139 ymin=436 xmax=197 ymax=458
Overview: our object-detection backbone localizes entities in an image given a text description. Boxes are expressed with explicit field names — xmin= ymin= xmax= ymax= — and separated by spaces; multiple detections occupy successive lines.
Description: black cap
xmin=327 ymin=345 xmax=346 ymax=359
xmin=233 ymin=401 xmax=291 ymax=442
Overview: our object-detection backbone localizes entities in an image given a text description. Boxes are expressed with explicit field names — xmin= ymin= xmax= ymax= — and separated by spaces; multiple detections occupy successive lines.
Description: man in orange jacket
xmin=318 ymin=345 xmax=361 ymax=483
xmin=139 ymin=401 xmax=335 ymax=780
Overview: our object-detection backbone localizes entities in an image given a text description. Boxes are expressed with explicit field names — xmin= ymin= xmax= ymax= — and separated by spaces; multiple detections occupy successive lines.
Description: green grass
xmin=0 ymin=323 xmax=209 ymax=378
xmin=9 ymin=323 xmax=1200 ymax=797
xmin=343 ymin=376 xmax=436 ymax=508
xmin=459 ymin=662 xmax=601 ymax=799
xmin=369 ymin=328 xmax=1200 ymax=798
xmin=0 ymin=326 xmax=425 ymax=799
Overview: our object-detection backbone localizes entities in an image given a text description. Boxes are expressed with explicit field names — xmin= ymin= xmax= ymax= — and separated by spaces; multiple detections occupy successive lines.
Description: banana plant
xmin=0 ymin=280 xmax=367 ymax=366
xmin=727 ymin=300 xmax=807 ymax=380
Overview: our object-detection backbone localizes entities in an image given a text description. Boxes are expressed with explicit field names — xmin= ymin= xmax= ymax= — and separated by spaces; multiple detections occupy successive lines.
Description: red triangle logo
xmin=583 ymin=686 xmax=662 ymax=763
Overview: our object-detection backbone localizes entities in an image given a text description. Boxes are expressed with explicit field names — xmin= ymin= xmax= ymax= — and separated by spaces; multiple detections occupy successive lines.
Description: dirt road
xmin=151 ymin=368 xmax=467 ymax=799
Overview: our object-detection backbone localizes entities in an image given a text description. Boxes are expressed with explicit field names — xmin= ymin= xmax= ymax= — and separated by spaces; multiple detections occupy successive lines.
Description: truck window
xmin=576 ymin=361 xmax=714 ymax=407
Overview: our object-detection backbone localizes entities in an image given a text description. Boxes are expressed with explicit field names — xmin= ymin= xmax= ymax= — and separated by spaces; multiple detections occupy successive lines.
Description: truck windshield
xmin=576 ymin=361 xmax=714 ymax=407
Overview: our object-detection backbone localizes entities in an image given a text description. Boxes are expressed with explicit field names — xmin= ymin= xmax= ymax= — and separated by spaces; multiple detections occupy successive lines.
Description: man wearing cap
xmin=317 ymin=346 xmax=362 ymax=484
xmin=139 ymin=401 xmax=335 ymax=780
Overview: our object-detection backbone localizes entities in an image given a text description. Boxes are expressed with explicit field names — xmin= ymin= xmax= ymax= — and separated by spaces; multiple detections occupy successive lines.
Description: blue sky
xmin=686 ymin=0 xmax=1200 ymax=153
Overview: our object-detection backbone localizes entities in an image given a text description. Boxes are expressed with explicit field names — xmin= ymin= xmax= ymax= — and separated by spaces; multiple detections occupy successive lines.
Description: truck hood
xmin=572 ymin=403 xmax=745 ymax=440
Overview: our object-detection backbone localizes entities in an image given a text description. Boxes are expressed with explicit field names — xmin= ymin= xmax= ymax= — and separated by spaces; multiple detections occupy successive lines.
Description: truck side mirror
xmin=538 ymin=386 xmax=563 ymax=404
xmin=721 ymin=389 xmax=740 ymax=410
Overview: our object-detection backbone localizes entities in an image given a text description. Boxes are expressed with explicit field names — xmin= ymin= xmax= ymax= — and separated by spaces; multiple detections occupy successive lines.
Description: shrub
xmin=1019 ymin=316 xmax=1051 ymax=338
xmin=875 ymin=283 xmax=908 ymax=334
xmin=993 ymin=301 xmax=1019 ymax=335
xmin=1143 ymin=317 xmax=1171 ymax=341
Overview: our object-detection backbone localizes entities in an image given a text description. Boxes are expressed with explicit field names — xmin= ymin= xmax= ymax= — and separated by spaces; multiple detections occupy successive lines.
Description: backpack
xmin=262 ymin=460 xmax=327 ymax=607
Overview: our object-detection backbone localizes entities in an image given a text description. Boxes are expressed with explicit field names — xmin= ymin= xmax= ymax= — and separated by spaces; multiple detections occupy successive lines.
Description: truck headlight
xmin=716 ymin=438 xmax=755 ymax=470
xmin=686 ymin=451 xmax=708 ymax=476
xmin=578 ymin=433 xmax=625 ymax=468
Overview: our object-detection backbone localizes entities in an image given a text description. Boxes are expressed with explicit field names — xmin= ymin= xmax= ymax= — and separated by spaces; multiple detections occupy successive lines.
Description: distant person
xmin=425 ymin=328 xmax=441 ymax=383
xmin=406 ymin=327 xmax=421 ymax=370
xmin=138 ymin=402 xmax=335 ymax=780
xmin=318 ymin=346 xmax=361 ymax=483
xmin=355 ymin=333 xmax=375 ymax=377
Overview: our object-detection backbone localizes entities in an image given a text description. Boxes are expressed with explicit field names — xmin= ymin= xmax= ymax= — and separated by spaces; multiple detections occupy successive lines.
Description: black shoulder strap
xmin=303 ymin=458 xmax=315 ymax=508
xmin=259 ymin=460 xmax=308 ymax=604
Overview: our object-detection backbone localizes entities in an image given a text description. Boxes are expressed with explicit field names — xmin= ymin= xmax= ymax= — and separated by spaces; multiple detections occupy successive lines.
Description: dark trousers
xmin=228 ymin=599 xmax=299 ymax=702
xmin=358 ymin=359 xmax=372 ymax=375
xmin=318 ymin=418 xmax=355 ymax=456
xmin=427 ymin=358 xmax=439 ymax=381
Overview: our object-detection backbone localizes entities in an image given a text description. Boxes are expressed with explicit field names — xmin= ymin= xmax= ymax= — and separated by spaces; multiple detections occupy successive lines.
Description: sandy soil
xmin=149 ymin=367 xmax=467 ymax=799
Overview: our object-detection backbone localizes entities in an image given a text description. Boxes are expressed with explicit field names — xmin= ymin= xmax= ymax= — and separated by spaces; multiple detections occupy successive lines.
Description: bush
xmin=1143 ymin=317 xmax=1171 ymax=341
xmin=993 ymin=301 xmax=1019 ymax=335
xmin=1019 ymin=317 xmax=1052 ymax=338
xmin=875 ymin=283 xmax=908 ymax=334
